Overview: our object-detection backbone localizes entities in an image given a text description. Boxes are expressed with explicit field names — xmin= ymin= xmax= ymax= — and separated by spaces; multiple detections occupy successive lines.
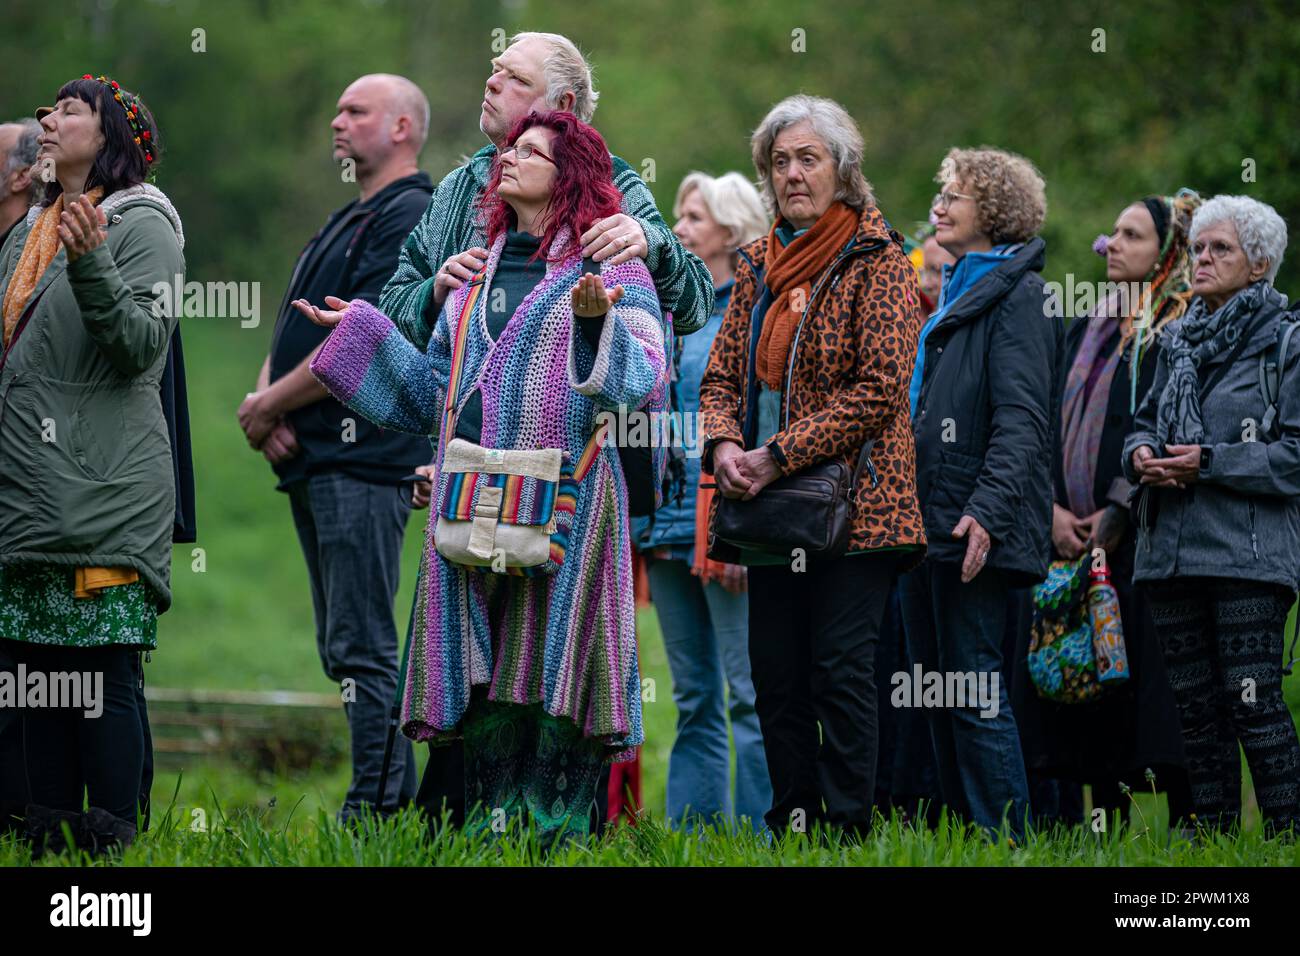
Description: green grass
xmin=5 ymin=798 xmax=1298 ymax=867
xmin=40 ymin=316 xmax=1293 ymax=867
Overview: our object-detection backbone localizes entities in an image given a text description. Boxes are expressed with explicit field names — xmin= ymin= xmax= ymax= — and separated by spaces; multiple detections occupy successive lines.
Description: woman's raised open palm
xmin=292 ymin=294 xmax=352 ymax=327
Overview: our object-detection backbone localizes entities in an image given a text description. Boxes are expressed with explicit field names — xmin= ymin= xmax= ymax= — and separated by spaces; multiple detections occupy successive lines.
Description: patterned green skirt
xmin=462 ymin=691 xmax=606 ymax=850
xmin=0 ymin=563 xmax=158 ymax=649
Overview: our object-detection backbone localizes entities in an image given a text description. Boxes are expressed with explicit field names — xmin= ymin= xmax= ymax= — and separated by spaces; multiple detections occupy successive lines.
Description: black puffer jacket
xmin=912 ymin=238 xmax=1063 ymax=587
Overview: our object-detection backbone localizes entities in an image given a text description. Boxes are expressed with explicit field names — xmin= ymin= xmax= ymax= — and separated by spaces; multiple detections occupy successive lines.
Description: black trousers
xmin=415 ymin=741 xmax=466 ymax=826
xmin=747 ymin=552 xmax=898 ymax=834
xmin=0 ymin=638 xmax=28 ymax=832
xmin=2 ymin=640 xmax=148 ymax=823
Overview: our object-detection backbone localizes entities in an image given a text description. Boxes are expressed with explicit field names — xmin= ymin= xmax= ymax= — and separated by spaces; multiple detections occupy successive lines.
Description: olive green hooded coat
xmin=0 ymin=184 xmax=185 ymax=612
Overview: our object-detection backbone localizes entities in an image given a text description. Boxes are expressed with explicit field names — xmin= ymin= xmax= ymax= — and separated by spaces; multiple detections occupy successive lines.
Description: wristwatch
xmin=1199 ymin=445 xmax=1213 ymax=476
xmin=766 ymin=439 xmax=789 ymax=471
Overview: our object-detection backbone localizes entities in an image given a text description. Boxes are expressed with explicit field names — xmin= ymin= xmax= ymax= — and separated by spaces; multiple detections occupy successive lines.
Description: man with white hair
xmin=380 ymin=32 xmax=712 ymax=349
xmin=238 ymin=73 xmax=437 ymax=823
xmin=0 ymin=118 xmax=41 ymax=248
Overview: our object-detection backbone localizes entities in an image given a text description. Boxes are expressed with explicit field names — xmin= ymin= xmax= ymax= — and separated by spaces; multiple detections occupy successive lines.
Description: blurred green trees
xmin=4 ymin=0 xmax=1297 ymax=299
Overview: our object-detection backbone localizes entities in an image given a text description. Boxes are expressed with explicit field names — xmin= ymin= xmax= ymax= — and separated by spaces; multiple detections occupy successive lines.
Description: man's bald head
xmin=332 ymin=74 xmax=430 ymax=173
xmin=358 ymin=74 xmax=430 ymax=151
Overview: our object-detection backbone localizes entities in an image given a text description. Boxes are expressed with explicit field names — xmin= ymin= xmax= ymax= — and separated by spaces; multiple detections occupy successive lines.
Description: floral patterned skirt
xmin=0 ymin=563 xmax=158 ymax=648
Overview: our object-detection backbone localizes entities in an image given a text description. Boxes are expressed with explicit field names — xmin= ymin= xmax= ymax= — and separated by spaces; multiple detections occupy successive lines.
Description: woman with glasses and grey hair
xmin=699 ymin=95 xmax=927 ymax=838
xmin=636 ymin=170 xmax=770 ymax=832
xmin=1122 ymin=194 xmax=1300 ymax=836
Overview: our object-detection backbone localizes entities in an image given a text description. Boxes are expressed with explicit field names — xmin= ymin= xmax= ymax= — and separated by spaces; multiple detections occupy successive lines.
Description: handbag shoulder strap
xmin=1260 ymin=317 xmax=1298 ymax=438
xmin=850 ymin=438 xmax=877 ymax=488
xmin=577 ymin=254 xmax=608 ymax=464
xmin=441 ymin=269 xmax=488 ymax=439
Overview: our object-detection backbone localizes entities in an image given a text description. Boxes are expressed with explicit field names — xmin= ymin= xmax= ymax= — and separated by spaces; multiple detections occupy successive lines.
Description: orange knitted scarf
xmin=2 ymin=187 xmax=105 ymax=348
xmin=754 ymin=201 xmax=858 ymax=390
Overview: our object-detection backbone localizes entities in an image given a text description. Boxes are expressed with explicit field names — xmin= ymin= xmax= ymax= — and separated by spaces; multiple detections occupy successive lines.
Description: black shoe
xmin=24 ymin=804 xmax=82 ymax=860
xmin=81 ymin=807 xmax=137 ymax=857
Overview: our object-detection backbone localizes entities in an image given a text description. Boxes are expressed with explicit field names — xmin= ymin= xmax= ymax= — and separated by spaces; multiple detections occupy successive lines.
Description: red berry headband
xmin=81 ymin=73 xmax=155 ymax=165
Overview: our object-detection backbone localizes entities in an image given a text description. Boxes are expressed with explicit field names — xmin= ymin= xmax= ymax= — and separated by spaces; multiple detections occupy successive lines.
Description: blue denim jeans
xmin=898 ymin=560 xmax=1030 ymax=837
xmin=647 ymin=557 xmax=770 ymax=830
xmin=288 ymin=472 xmax=416 ymax=818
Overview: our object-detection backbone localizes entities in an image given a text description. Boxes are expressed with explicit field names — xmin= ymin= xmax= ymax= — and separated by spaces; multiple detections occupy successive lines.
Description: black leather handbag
xmin=710 ymin=441 xmax=876 ymax=559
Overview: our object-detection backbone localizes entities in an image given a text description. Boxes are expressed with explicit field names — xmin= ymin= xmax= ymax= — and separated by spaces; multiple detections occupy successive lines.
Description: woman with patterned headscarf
xmin=1013 ymin=191 xmax=1200 ymax=829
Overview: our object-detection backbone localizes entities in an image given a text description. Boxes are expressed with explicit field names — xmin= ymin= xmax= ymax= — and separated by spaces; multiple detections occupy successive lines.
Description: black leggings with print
xmin=1144 ymin=577 xmax=1300 ymax=833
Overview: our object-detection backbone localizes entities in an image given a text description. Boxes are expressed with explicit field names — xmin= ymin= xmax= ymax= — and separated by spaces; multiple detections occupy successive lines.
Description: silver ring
xmin=618 ymin=234 xmax=628 ymax=249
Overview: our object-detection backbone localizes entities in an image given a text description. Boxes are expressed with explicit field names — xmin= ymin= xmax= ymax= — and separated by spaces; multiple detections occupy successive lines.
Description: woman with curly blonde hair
xmin=899 ymin=146 xmax=1057 ymax=838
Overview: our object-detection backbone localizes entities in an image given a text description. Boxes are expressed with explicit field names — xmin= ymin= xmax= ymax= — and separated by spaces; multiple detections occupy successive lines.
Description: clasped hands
xmin=712 ymin=441 xmax=783 ymax=501
xmin=1130 ymin=443 xmax=1201 ymax=489
xmin=1052 ymin=503 xmax=1127 ymax=560
xmin=237 ymin=389 xmax=298 ymax=464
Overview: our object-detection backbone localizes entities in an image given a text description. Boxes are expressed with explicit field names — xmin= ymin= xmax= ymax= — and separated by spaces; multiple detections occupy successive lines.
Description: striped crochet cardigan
xmin=312 ymin=229 xmax=667 ymax=758
xmin=378 ymin=144 xmax=710 ymax=351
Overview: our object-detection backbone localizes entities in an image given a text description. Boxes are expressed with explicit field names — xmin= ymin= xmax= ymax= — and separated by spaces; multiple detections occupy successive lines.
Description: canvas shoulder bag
xmin=433 ymin=269 xmax=600 ymax=575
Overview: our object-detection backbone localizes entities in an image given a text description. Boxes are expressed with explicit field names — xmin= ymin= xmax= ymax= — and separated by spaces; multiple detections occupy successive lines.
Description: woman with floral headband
xmin=0 ymin=75 xmax=187 ymax=857
xmin=1012 ymin=191 xmax=1200 ymax=830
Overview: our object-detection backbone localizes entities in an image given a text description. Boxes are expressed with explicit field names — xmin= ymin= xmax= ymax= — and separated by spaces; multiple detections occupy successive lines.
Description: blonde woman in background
xmin=635 ymin=171 xmax=770 ymax=831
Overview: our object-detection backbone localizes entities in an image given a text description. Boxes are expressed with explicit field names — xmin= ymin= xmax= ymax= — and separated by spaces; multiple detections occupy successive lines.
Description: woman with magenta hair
xmin=296 ymin=110 xmax=666 ymax=847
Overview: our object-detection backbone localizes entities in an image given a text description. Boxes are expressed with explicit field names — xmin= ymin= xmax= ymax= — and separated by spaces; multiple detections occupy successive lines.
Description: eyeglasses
xmin=931 ymin=189 xmax=974 ymax=210
xmin=1191 ymin=239 xmax=1240 ymax=261
xmin=501 ymin=143 xmax=555 ymax=164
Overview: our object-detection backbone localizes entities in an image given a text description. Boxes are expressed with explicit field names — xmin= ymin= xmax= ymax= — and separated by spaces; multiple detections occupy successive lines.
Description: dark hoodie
xmin=268 ymin=171 xmax=434 ymax=489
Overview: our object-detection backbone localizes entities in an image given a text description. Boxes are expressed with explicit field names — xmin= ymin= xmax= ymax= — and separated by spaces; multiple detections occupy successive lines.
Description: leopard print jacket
xmin=699 ymin=203 xmax=928 ymax=557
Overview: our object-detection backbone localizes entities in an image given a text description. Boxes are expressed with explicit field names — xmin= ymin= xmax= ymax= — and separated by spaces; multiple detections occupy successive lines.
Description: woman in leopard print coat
xmin=698 ymin=94 xmax=925 ymax=837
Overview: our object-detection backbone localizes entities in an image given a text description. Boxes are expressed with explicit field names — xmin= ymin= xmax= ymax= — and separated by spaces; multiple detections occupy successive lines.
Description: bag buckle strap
xmin=468 ymin=486 xmax=503 ymax=560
